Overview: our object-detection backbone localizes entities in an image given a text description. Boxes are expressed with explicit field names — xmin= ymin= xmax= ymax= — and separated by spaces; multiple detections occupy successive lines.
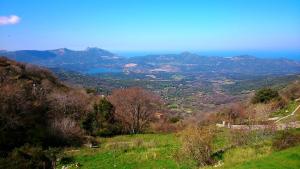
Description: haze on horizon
xmin=0 ymin=0 xmax=300 ymax=58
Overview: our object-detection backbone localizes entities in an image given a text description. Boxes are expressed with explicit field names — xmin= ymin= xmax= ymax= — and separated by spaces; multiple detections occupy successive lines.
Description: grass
xmin=212 ymin=128 xmax=231 ymax=151
xmin=279 ymin=100 xmax=300 ymax=123
xmin=203 ymin=141 xmax=300 ymax=169
xmin=227 ymin=145 xmax=300 ymax=169
xmin=296 ymin=107 xmax=300 ymax=121
xmin=271 ymin=101 xmax=298 ymax=118
xmin=58 ymin=134 xmax=197 ymax=169
xmin=205 ymin=143 xmax=273 ymax=169
xmin=167 ymin=103 xmax=179 ymax=109
xmin=58 ymin=129 xmax=300 ymax=169
xmin=203 ymin=128 xmax=300 ymax=169
xmin=58 ymin=128 xmax=231 ymax=169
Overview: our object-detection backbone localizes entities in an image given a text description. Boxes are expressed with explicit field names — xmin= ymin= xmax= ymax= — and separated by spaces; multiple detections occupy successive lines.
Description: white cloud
xmin=0 ymin=15 xmax=21 ymax=25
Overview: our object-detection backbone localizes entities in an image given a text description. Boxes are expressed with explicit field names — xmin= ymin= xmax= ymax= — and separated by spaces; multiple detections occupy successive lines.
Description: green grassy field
xmin=209 ymin=128 xmax=300 ymax=169
xmin=226 ymin=145 xmax=300 ymax=169
xmin=58 ymin=134 xmax=197 ymax=169
xmin=58 ymin=129 xmax=300 ymax=169
xmin=203 ymin=142 xmax=300 ymax=169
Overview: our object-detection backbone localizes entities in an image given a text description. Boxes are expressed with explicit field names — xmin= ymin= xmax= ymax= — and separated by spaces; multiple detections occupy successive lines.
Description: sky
xmin=0 ymin=0 xmax=300 ymax=58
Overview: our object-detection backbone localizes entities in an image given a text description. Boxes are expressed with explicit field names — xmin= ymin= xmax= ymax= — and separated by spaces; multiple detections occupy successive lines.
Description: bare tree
xmin=219 ymin=103 xmax=246 ymax=125
xmin=109 ymin=87 xmax=162 ymax=134
xmin=48 ymin=89 xmax=90 ymax=120
xmin=49 ymin=116 xmax=84 ymax=145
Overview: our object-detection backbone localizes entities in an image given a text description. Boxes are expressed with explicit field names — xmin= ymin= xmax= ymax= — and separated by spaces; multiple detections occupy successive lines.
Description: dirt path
xmin=217 ymin=99 xmax=300 ymax=130
xmin=275 ymin=102 xmax=300 ymax=123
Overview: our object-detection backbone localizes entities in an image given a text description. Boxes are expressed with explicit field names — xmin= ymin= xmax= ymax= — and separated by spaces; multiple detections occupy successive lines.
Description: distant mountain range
xmin=0 ymin=47 xmax=123 ymax=72
xmin=1 ymin=47 xmax=300 ymax=75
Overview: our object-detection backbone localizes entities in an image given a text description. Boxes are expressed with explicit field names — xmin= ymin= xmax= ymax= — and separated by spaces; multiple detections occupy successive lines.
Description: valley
xmin=1 ymin=53 xmax=300 ymax=169
xmin=3 ymin=48 xmax=300 ymax=117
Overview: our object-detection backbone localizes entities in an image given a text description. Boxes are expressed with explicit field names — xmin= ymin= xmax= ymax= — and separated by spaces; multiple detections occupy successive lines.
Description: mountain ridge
xmin=1 ymin=48 xmax=300 ymax=75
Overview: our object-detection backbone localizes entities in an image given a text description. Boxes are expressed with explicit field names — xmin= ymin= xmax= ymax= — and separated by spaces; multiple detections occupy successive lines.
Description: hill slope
xmin=0 ymin=57 xmax=88 ymax=153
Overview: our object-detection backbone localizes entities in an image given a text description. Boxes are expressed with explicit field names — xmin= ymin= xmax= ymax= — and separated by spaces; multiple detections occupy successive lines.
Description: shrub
xmin=95 ymin=123 xmax=122 ymax=137
xmin=47 ymin=117 xmax=84 ymax=146
xmin=177 ymin=126 xmax=216 ymax=167
xmin=85 ymin=88 xmax=97 ymax=94
xmin=59 ymin=156 xmax=75 ymax=165
xmin=252 ymin=88 xmax=280 ymax=104
xmin=169 ymin=116 xmax=181 ymax=123
xmin=48 ymin=90 xmax=90 ymax=120
xmin=0 ymin=82 xmax=49 ymax=152
xmin=272 ymin=130 xmax=300 ymax=150
xmin=230 ymin=129 xmax=252 ymax=146
xmin=0 ymin=145 xmax=57 ymax=169
xmin=81 ymin=111 xmax=98 ymax=136
xmin=150 ymin=120 xmax=182 ymax=133
xmin=230 ymin=125 xmax=276 ymax=146
xmin=81 ymin=98 xmax=122 ymax=137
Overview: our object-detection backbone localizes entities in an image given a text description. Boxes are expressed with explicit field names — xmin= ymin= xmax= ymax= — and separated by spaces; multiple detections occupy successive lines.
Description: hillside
xmin=0 ymin=57 xmax=91 ymax=168
xmin=0 ymin=56 xmax=63 ymax=88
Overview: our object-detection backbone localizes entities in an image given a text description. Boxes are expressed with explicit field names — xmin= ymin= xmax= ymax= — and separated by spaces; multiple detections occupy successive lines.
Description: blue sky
xmin=0 ymin=0 xmax=300 ymax=57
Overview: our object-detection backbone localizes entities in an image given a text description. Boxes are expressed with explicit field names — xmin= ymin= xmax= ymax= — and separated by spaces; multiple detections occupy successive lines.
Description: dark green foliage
xmin=85 ymin=87 xmax=97 ymax=94
xmin=59 ymin=156 xmax=75 ymax=165
xmin=94 ymin=98 xmax=114 ymax=121
xmin=252 ymin=88 xmax=280 ymax=104
xmin=81 ymin=98 xmax=121 ymax=136
xmin=169 ymin=116 xmax=181 ymax=123
xmin=223 ymin=74 xmax=300 ymax=94
xmin=81 ymin=112 xmax=98 ymax=135
xmin=0 ymin=145 xmax=59 ymax=169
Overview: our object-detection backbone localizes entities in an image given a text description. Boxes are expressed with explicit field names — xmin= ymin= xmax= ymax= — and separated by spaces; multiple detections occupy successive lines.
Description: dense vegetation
xmin=251 ymin=88 xmax=280 ymax=104
xmin=56 ymin=129 xmax=300 ymax=169
xmin=0 ymin=57 xmax=90 ymax=168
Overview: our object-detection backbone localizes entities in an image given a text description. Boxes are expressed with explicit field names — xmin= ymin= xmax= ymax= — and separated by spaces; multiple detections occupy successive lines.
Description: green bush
xmin=169 ymin=116 xmax=181 ymax=123
xmin=81 ymin=98 xmax=122 ymax=137
xmin=0 ymin=145 xmax=57 ymax=169
xmin=59 ymin=156 xmax=75 ymax=165
xmin=252 ymin=88 xmax=280 ymax=104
